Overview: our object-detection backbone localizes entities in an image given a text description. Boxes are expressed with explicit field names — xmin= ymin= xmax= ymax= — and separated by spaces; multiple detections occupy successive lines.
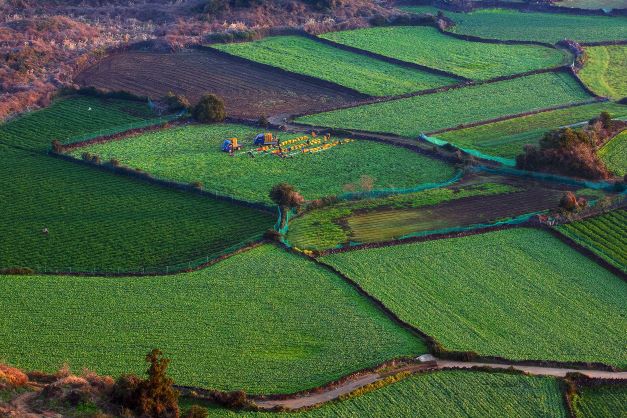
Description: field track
xmin=251 ymin=361 xmax=627 ymax=410
xmin=74 ymin=49 xmax=365 ymax=119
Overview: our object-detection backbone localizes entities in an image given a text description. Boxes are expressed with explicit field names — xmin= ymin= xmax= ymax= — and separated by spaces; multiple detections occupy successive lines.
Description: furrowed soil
xmin=346 ymin=181 xmax=567 ymax=243
xmin=75 ymin=50 xmax=364 ymax=119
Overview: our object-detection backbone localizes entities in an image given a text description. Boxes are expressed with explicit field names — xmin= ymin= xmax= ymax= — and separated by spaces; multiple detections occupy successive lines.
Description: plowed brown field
xmin=75 ymin=49 xmax=365 ymax=119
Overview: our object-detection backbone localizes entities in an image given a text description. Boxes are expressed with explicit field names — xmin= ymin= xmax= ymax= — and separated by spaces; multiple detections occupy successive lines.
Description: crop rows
xmin=438 ymin=102 xmax=627 ymax=158
xmin=0 ymin=145 xmax=274 ymax=273
xmin=320 ymin=26 xmax=568 ymax=81
xmin=557 ymin=209 xmax=626 ymax=272
xmin=296 ymin=72 xmax=592 ymax=137
xmin=70 ymin=123 xmax=456 ymax=204
xmin=573 ymin=385 xmax=627 ymax=418
xmin=599 ymin=130 xmax=627 ymax=177
xmin=0 ymin=245 xmax=425 ymax=394
xmin=579 ymin=45 xmax=627 ymax=99
xmin=404 ymin=7 xmax=627 ymax=43
xmin=213 ymin=36 xmax=456 ymax=96
xmin=320 ymin=228 xmax=627 ymax=367
xmin=0 ymin=96 xmax=155 ymax=151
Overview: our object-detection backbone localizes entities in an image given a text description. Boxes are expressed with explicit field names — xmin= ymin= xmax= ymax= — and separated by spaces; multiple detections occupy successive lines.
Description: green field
xmin=573 ymin=384 xmax=627 ymax=418
xmin=0 ymin=145 xmax=273 ymax=273
xmin=557 ymin=210 xmax=626 ymax=272
xmin=0 ymin=245 xmax=425 ymax=394
xmin=287 ymin=183 xmax=516 ymax=250
xmin=320 ymin=26 xmax=568 ymax=80
xmin=320 ymin=228 xmax=627 ymax=366
xmin=403 ymin=8 xmax=627 ymax=43
xmin=212 ymin=36 xmax=456 ymax=96
xmin=192 ymin=371 xmax=567 ymax=417
xmin=0 ymin=100 xmax=274 ymax=272
xmin=599 ymin=130 xmax=627 ymax=176
xmin=554 ymin=0 xmax=627 ymax=9
xmin=0 ymin=96 xmax=155 ymax=151
xmin=69 ymin=124 xmax=456 ymax=204
xmin=296 ymin=72 xmax=592 ymax=136
xmin=438 ymin=102 xmax=627 ymax=158
xmin=579 ymin=45 xmax=627 ymax=99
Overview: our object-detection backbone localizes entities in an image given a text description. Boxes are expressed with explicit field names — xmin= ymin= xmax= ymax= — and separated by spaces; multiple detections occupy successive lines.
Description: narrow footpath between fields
xmin=253 ymin=358 xmax=627 ymax=410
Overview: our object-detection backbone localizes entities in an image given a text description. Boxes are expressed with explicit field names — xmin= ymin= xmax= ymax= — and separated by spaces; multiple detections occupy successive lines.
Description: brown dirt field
xmin=74 ymin=49 xmax=365 ymax=119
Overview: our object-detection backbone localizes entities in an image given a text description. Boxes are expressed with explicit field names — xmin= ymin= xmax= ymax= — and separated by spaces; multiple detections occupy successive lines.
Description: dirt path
xmin=436 ymin=359 xmax=627 ymax=379
xmin=253 ymin=358 xmax=627 ymax=410
xmin=1 ymin=390 xmax=61 ymax=418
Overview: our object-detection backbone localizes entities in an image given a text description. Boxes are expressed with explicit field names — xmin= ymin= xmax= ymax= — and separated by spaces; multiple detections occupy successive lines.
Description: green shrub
xmin=192 ymin=94 xmax=226 ymax=123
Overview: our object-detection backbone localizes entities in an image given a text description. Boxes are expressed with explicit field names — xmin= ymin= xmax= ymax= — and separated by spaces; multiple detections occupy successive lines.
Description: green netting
xmin=419 ymin=134 xmax=517 ymax=167
xmin=474 ymin=165 xmax=618 ymax=191
xmin=62 ymin=113 xmax=184 ymax=145
xmin=336 ymin=169 xmax=465 ymax=201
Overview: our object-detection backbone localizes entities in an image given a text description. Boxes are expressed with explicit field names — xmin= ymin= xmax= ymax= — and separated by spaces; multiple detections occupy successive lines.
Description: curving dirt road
xmin=253 ymin=358 xmax=627 ymax=410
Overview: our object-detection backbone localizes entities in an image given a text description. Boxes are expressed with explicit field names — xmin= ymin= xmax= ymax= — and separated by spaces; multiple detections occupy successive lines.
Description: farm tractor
xmin=222 ymin=137 xmax=242 ymax=153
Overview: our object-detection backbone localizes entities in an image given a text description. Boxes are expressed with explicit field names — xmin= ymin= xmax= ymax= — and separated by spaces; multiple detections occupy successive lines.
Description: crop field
xmin=554 ymin=0 xmax=627 ymax=9
xmin=296 ymin=72 xmax=592 ymax=136
xmin=579 ymin=45 xmax=627 ymax=99
xmin=557 ymin=209 xmax=626 ymax=272
xmin=75 ymin=49 xmax=363 ymax=119
xmin=438 ymin=102 xmax=627 ymax=158
xmin=320 ymin=26 xmax=568 ymax=81
xmin=286 ymin=180 xmax=574 ymax=250
xmin=287 ymin=183 xmax=517 ymax=249
xmin=197 ymin=371 xmax=567 ymax=417
xmin=402 ymin=8 xmax=627 ymax=43
xmin=0 ymin=96 xmax=155 ymax=151
xmin=0 ymin=245 xmax=425 ymax=394
xmin=599 ymin=130 xmax=627 ymax=176
xmin=213 ymin=36 xmax=457 ymax=96
xmin=69 ymin=123 xmax=456 ymax=204
xmin=320 ymin=228 xmax=627 ymax=367
xmin=0 ymin=145 xmax=273 ymax=273
xmin=573 ymin=385 xmax=627 ymax=418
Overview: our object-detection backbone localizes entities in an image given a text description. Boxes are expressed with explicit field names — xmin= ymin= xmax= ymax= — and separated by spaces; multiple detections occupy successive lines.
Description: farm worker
xmin=42 ymin=227 xmax=49 ymax=236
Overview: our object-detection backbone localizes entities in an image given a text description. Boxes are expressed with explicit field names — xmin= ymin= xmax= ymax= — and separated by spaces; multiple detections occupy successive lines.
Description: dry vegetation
xmin=0 ymin=0 xmax=395 ymax=120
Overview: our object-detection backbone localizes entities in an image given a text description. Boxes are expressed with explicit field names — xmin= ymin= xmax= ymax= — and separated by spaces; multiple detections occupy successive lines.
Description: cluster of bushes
xmin=198 ymin=0 xmax=341 ymax=15
xmin=60 ymin=86 xmax=148 ymax=103
xmin=515 ymin=112 xmax=621 ymax=179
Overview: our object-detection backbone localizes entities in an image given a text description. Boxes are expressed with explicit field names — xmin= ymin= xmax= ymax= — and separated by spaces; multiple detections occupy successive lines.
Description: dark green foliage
xmin=192 ymin=94 xmax=226 ymax=123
